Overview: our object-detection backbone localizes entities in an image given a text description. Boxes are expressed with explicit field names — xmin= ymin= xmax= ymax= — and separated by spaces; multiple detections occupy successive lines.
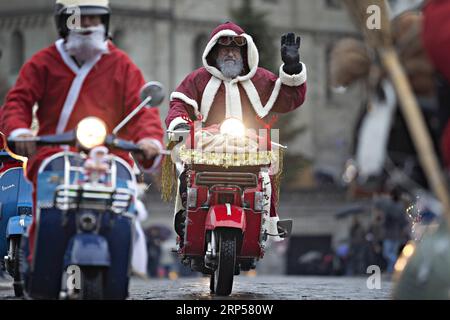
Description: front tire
xmin=213 ymin=229 xmax=237 ymax=296
xmin=79 ymin=267 xmax=104 ymax=300
xmin=7 ymin=237 xmax=24 ymax=297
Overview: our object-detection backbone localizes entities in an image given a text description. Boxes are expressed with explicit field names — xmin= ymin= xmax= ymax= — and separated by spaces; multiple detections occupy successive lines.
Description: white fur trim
xmin=202 ymin=30 xmax=238 ymax=81
xmin=168 ymin=117 xmax=189 ymax=132
xmin=138 ymin=138 xmax=163 ymax=174
xmin=267 ymin=216 xmax=284 ymax=242
xmin=200 ymin=76 xmax=222 ymax=121
xmin=55 ymin=39 xmax=104 ymax=134
xmin=279 ymin=63 xmax=307 ymax=87
xmin=134 ymin=199 xmax=148 ymax=222
xmin=260 ymin=170 xmax=284 ymax=241
xmin=241 ymin=79 xmax=282 ymax=119
xmin=224 ymin=81 xmax=243 ymax=120
xmin=56 ymin=0 xmax=109 ymax=7
xmin=170 ymin=92 xmax=200 ymax=116
xmin=202 ymin=30 xmax=259 ymax=82
xmin=237 ymin=33 xmax=259 ymax=81
xmin=9 ymin=128 xmax=34 ymax=138
xmin=55 ymin=39 xmax=79 ymax=74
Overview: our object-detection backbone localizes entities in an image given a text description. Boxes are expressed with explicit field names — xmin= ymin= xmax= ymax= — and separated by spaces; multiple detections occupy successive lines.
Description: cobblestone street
xmin=0 ymin=275 xmax=393 ymax=300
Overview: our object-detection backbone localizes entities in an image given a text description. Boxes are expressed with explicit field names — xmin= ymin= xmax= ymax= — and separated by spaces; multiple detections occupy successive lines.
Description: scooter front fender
xmin=205 ymin=204 xmax=246 ymax=232
xmin=65 ymin=234 xmax=111 ymax=267
xmin=6 ymin=214 xmax=32 ymax=238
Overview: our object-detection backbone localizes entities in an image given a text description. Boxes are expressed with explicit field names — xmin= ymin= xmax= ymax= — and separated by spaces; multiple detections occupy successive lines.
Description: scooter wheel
xmin=10 ymin=237 xmax=24 ymax=298
xmin=13 ymin=282 xmax=23 ymax=297
xmin=209 ymin=274 xmax=215 ymax=293
xmin=79 ymin=267 xmax=104 ymax=300
xmin=213 ymin=229 xmax=238 ymax=296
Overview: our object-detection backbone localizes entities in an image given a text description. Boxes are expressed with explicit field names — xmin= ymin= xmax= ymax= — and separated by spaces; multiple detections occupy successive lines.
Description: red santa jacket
xmin=422 ymin=0 xmax=450 ymax=168
xmin=166 ymin=22 xmax=307 ymax=132
xmin=0 ymin=40 xmax=164 ymax=181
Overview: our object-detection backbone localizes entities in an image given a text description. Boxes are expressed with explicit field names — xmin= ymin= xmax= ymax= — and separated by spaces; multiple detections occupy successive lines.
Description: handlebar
xmin=7 ymin=131 xmax=77 ymax=147
xmin=7 ymin=133 xmax=170 ymax=156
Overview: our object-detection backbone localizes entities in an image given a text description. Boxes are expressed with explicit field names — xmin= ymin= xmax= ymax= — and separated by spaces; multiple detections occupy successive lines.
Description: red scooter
xmin=169 ymin=118 xmax=292 ymax=296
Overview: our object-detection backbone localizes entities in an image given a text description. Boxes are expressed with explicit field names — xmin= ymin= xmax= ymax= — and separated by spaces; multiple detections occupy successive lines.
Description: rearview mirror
xmin=277 ymin=219 xmax=293 ymax=239
xmin=140 ymin=81 xmax=165 ymax=107
xmin=112 ymin=81 xmax=166 ymax=135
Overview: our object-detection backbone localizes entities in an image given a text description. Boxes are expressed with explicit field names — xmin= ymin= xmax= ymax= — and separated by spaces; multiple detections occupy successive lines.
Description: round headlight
xmin=79 ymin=212 xmax=97 ymax=232
xmin=220 ymin=118 xmax=246 ymax=137
xmin=76 ymin=117 xmax=107 ymax=150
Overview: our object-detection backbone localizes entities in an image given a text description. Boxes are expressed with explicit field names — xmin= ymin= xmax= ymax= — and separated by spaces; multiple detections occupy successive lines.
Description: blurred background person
xmin=374 ymin=188 xmax=410 ymax=274
xmin=348 ymin=215 xmax=367 ymax=275
xmin=131 ymin=198 xmax=149 ymax=279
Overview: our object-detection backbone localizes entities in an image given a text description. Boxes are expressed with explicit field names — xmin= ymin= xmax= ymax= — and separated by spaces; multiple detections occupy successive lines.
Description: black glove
xmin=173 ymin=123 xmax=190 ymax=131
xmin=172 ymin=123 xmax=191 ymax=142
xmin=281 ymin=33 xmax=302 ymax=75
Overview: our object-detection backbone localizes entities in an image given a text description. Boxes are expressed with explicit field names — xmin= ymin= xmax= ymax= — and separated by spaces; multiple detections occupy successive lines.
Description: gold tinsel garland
xmin=177 ymin=146 xmax=278 ymax=168
xmin=161 ymin=143 xmax=285 ymax=204
xmin=272 ymin=148 xmax=284 ymax=209
xmin=161 ymin=141 xmax=177 ymax=202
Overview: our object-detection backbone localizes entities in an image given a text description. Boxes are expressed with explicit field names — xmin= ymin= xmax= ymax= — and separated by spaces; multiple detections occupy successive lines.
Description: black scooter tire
xmin=80 ymin=267 xmax=104 ymax=300
xmin=213 ymin=229 xmax=237 ymax=296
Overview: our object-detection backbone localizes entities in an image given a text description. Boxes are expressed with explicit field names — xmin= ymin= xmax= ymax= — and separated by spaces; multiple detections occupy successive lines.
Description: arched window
xmin=193 ymin=34 xmax=209 ymax=69
xmin=10 ymin=30 xmax=24 ymax=75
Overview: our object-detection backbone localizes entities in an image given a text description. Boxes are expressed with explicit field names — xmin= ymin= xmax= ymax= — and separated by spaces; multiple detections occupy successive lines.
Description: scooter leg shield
xmin=28 ymin=208 xmax=75 ymax=299
xmin=64 ymin=234 xmax=111 ymax=267
xmin=103 ymin=214 xmax=133 ymax=300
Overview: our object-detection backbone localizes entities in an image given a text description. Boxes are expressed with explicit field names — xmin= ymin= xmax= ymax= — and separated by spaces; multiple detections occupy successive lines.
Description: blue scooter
xmin=7 ymin=82 xmax=165 ymax=299
xmin=0 ymin=151 xmax=33 ymax=297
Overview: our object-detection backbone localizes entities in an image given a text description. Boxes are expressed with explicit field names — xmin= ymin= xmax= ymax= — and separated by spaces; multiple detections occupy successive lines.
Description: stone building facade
xmin=0 ymin=0 xmax=368 ymax=181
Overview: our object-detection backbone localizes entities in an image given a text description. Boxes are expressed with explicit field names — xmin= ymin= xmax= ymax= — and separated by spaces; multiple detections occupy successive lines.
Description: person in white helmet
xmin=0 ymin=0 xmax=164 ymax=261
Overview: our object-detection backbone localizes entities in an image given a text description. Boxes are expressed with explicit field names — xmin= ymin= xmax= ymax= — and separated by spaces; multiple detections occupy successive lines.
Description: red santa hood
xmin=169 ymin=22 xmax=307 ymax=128
xmin=202 ymin=22 xmax=259 ymax=81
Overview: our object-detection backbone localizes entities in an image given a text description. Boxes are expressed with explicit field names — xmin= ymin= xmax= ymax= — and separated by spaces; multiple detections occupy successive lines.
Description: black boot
xmin=174 ymin=209 xmax=186 ymax=245
xmin=277 ymin=219 xmax=293 ymax=239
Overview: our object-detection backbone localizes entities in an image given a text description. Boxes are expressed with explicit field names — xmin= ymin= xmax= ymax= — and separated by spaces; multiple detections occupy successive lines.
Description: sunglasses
xmin=217 ymin=36 xmax=247 ymax=47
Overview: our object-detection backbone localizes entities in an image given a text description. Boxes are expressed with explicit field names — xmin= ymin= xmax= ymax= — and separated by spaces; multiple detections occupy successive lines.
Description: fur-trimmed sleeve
xmin=272 ymin=65 xmax=307 ymax=113
xmin=1 ymin=58 xmax=45 ymax=137
xmin=166 ymin=69 xmax=207 ymax=129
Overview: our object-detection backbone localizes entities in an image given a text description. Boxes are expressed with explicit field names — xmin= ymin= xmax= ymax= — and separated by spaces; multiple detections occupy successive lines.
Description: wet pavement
xmin=0 ymin=274 xmax=393 ymax=300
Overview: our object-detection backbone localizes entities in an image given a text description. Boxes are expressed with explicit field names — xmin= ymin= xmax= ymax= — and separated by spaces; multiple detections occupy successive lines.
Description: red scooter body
xmin=205 ymin=204 xmax=246 ymax=231
xmin=179 ymin=166 xmax=266 ymax=270
xmin=173 ymin=118 xmax=285 ymax=296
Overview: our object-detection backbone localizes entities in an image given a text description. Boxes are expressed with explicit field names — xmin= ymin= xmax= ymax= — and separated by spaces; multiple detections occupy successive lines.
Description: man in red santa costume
xmin=166 ymin=22 xmax=307 ymax=243
xmin=422 ymin=0 xmax=450 ymax=171
xmin=0 ymin=0 xmax=164 ymax=260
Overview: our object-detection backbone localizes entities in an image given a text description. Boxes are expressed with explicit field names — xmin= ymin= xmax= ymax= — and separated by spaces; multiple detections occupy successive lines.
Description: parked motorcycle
xmin=0 ymin=152 xmax=32 ymax=297
xmin=5 ymin=82 xmax=165 ymax=300
xmin=168 ymin=118 xmax=293 ymax=296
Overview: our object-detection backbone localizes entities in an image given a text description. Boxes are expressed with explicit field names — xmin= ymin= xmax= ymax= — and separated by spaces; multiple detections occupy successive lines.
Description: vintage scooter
xmin=169 ymin=118 xmax=293 ymax=296
xmin=0 ymin=151 xmax=33 ymax=297
xmin=6 ymin=82 xmax=165 ymax=300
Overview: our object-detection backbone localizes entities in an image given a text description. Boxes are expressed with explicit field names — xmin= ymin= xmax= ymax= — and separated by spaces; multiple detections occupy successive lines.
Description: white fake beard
xmin=217 ymin=56 xmax=244 ymax=79
xmin=65 ymin=24 xmax=108 ymax=63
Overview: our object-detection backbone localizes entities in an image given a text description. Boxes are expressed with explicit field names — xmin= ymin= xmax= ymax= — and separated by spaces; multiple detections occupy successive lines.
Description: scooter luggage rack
xmin=195 ymin=171 xmax=258 ymax=189
xmin=53 ymin=157 xmax=133 ymax=214
xmin=54 ymin=184 xmax=133 ymax=214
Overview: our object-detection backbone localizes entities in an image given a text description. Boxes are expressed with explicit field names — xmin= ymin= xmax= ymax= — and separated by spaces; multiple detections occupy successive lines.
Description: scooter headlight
xmin=79 ymin=212 xmax=97 ymax=232
xmin=76 ymin=117 xmax=107 ymax=150
xmin=220 ymin=118 xmax=246 ymax=137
